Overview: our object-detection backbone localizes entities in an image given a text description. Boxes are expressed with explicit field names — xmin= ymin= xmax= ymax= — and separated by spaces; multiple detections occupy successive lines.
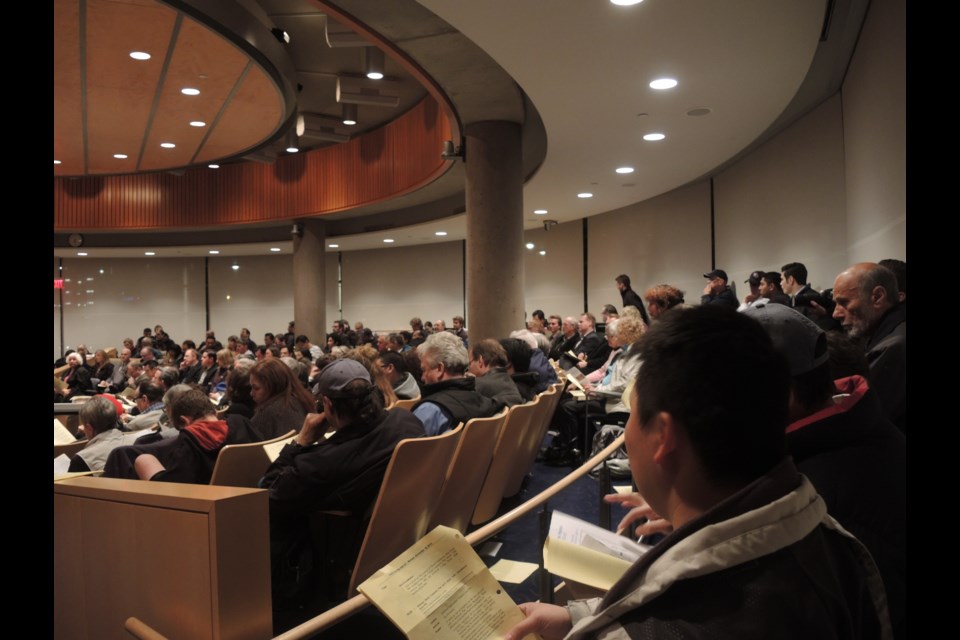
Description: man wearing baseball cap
xmin=700 ymin=269 xmax=738 ymax=308
xmin=261 ymin=358 xmax=424 ymax=612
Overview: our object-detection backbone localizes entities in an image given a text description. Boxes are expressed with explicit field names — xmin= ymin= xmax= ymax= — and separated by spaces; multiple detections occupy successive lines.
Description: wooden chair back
xmin=209 ymin=430 xmax=296 ymax=487
xmin=54 ymin=439 xmax=88 ymax=460
xmin=390 ymin=397 xmax=420 ymax=411
xmin=428 ymin=410 xmax=508 ymax=533
xmin=347 ymin=425 xmax=463 ymax=595
xmin=471 ymin=397 xmax=542 ymax=525
xmin=503 ymin=384 xmax=562 ymax=497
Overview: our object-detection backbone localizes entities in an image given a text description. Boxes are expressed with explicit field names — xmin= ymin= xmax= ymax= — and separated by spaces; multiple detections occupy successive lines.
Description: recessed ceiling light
xmin=208 ymin=164 xmax=219 ymax=169
xmin=181 ymin=87 xmax=200 ymax=96
xmin=611 ymin=0 xmax=643 ymax=5
xmin=616 ymin=167 xmax=635 ymax=174
xmin=113 ymin=153 xmax=128 ymax=159
xmin=209 ymin=250 xmax=219 ymax=255
xmin=160 ymin=142 xmax=175 ymax=148
xmin=190 ymin=121 xmax=206 ymax=127
xmin=435 ymin=231 xmax=448 ymax=236
xmin=54 ymin=160 xmax=61 ymax=165
xmin=77 ymin=252 xmax=88 ymax=256
xmin=231 ymin=264 xmax=240 ymax=271
xmin=129 ymin=51 xmax=151 ymax=60
xmin=525 ymin=242 xmax=535 ymax=250
xmin=577 ymin=192 xmax=593 ymax=198
xmin=643 ymin=133 xmax=666 ymax=141
xmin=539 ymin=250 xmax=547 ymax=256
xmin=367 ymin=71 xmax=384 ymax=80
xmin=144 ymin=251 xmax=155 ymax=256
xmin=686 ymin=107 xmax=712 ymax=117
xmin=649 ymin=78 xmax=677 ymax=90
xmin=342 ymin=117 xmax=357 ymax=126
xmin=329 ymin=243 xmax=339 ymax=249
xmin=383 ymin=238 xmax=394 ymax=244
xmin=286 ymin=147 xmax=298 ymax=153
xmin=269 ymin=247 xmax=281 ymax=252
xmin=534 ymin=209 xmax=548 ymax=214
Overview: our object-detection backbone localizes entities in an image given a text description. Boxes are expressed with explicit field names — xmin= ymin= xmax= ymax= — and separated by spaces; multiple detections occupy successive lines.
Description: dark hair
xmin=601 ymin=304 xmax=618 ymax=316
xmin=532 ymin=310 xmax=545 ymax=321
xmin=295 ymin=334 xmax=309 ymax=345
xmin=633 ymin=306 xmax=789 ymax=486
xmin=249 ymin=358 xmax=316 ymax=413
xmin=225 ymin=366 xmax=254 ymax=406
xmin=781 ymin=262 xmax=808 ymax=285
xmin=616 ymin=274 xmax=631 ymax=288
xmin=171 ymin=389 xmax=217 ymax=428
xmin=762 ymin=271 xmax=785 ymax=293
xmin=379 ymin=350 xmax=406 ymax=373
xmin=137 ymin=381 xmax=165 ymax=403
xmin=471 ymin=339 xmax=509 ymax=368
xmin=265 ymin=332 xmax=276 ymax=341
xmin=182 ymin=339 xmax=196 ymax=350
xmin=499 ymin=338 xmax=532 ymax=373
xmin=268 ymin=345 xmax=281 ymax=358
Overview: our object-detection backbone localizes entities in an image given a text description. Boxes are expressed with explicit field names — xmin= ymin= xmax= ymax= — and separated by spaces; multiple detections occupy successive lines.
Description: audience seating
xmin=54 ymin=439 xmax=88 ymax=460
xmin=209 ymin=430 xmax=297 ymax=488
xmin=471 ymin=396 xmax=543 ymax=525
xmin=500 ymin=383 xmax=562 ymax=498
xmin=336 ymin=425 xmax=464 ymax=596
xmin=429 ymin=410 xmax=509 ymax=533
xmin=389 ymin=397 xmax=419 ymax=411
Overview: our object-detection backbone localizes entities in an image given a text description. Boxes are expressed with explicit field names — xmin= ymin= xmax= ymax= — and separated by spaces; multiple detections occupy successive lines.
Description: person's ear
xmin=652 ymin=411 xmax=678 ymax=465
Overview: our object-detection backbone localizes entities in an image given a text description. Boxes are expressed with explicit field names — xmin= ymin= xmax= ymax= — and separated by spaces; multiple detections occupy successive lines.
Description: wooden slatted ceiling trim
xmin=54 ymin=96 xmax=452 ymax=230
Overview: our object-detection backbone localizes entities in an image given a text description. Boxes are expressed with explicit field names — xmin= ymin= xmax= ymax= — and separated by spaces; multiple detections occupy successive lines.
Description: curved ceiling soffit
xmin=165 ymin=0 xmax=301 ymax=160
xmin=318 ymin=0 xmax=547 ymax=182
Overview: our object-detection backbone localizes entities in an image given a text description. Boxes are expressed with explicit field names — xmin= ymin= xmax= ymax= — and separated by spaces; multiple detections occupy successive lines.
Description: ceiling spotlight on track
xmin=342 ymin=103 xmax=358 ymax=126
xmin=365 ymin=47 xmax=385 ymax=80
xmin=285 ymin=129 xmax=299 ymax=153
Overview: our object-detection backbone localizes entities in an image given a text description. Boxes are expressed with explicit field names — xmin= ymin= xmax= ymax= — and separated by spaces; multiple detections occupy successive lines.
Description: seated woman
xmin=341 ymin=344 xmax=399 ymax=407
xmin=209 ymin=348 xmax=234 ymax=394
xmin=249 ymin=359 xmax=316 ymax=438
xmin=59 ymin=352 xmax=93 ymax=401
xmin=91 ymin=349 xmax=114 ymax=389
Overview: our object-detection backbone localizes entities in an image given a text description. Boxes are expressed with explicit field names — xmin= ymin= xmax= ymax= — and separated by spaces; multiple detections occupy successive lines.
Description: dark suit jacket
xmin=181 ymin=363 xmax=203 ymax=385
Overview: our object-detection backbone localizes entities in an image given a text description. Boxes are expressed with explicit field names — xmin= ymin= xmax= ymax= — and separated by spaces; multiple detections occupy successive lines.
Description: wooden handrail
xmin=124 ymin=616 xmax=168 ymax=640
xmin=273 ymin=433 xmax=627 ymax=640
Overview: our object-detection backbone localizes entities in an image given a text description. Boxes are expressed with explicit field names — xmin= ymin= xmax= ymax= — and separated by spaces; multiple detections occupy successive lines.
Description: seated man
xmin=413 ymin=332 xmax=501 ymax=436
xmin=122 ymin=381 xmax=166 ymax=431
xmin=700 ymin=268 xmax=739 ymax=308
xmin=469 ymin=339 xmax=524 ymax=408
xmin=260 ymin=360 xmax=424 ymax=605
xmin=745 ymin=303 xmax=905 ymax=638
xmin=507 ymin=306 xmax=890 ymax=640
xmin=378 ymin=351 xmax=421 ymax=399
xmin=68 ymin=396 xmax=126 ymax=473
xmin=133 ymin=388 xmax=262 ymax=484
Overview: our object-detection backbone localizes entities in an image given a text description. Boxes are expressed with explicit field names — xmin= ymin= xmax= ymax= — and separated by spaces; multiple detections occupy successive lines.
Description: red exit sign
xmin=54 ymin=279 xmax=64 ymax=289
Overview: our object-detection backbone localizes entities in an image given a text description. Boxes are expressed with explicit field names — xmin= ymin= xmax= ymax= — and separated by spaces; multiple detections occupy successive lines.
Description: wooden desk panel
xmin=54 ymin=477 xmax=271 ymax=640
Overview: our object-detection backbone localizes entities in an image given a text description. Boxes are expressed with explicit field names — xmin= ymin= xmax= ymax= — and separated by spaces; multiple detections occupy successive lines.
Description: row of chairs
xmin=338 ymin=382 xmax=563 ymax=596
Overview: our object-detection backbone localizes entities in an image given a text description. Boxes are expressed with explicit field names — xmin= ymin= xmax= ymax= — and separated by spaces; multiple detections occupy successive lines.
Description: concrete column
xmin=292 ymin=219 xmax=326 ymax=347
xmin=464 ymin=120 xmax=525 ymax=342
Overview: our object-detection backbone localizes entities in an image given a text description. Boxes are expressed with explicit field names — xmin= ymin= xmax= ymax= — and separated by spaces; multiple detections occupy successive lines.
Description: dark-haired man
xmin=615 ymin=274 xmax=650 ymax=325
xmin=378 ymin=351 xmax=420 ymax=399
xmin=469 ymin=339 xmax=524 ymax=408
xmin=781 ymin=261 xmax=838 ymax=330
xmin=508 ymin=306 xmax=890 ymax=640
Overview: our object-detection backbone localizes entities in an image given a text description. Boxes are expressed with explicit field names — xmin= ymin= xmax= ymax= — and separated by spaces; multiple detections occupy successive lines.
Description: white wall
xmin=208 ymin=255 xmax=294 ymax=341
xmin=841 ymin=0 xmax=906 ymax=263
xmin=714 ymin=94 xmax=849 ymax=291
xmin=587 ymin=181 xmax=712 ymax=312
xmin=523 ymin=220 xmax=583 ymax=319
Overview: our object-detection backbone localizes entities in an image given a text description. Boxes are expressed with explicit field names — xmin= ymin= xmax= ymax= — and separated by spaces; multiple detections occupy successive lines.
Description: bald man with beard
xmin=832 ymin=262 xmax=906 ymax=433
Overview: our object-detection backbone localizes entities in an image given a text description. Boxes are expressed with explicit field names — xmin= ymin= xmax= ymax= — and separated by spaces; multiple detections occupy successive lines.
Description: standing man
xmin=452 ymin=315 xmax=469 ymax=346
xmin=832 ymin=262 xmax=906 ymax=433
xmin=615 ymin=274 xmax=651 ymax=325
xmin=781 ymin=262 xmax=838 ymax=330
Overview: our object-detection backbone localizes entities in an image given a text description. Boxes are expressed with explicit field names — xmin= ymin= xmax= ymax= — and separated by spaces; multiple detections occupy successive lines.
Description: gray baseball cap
xmin=743 ymin=303 xmax=828 ymax=376
xmin=315 ymin=359 xmax=372 ymax=397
